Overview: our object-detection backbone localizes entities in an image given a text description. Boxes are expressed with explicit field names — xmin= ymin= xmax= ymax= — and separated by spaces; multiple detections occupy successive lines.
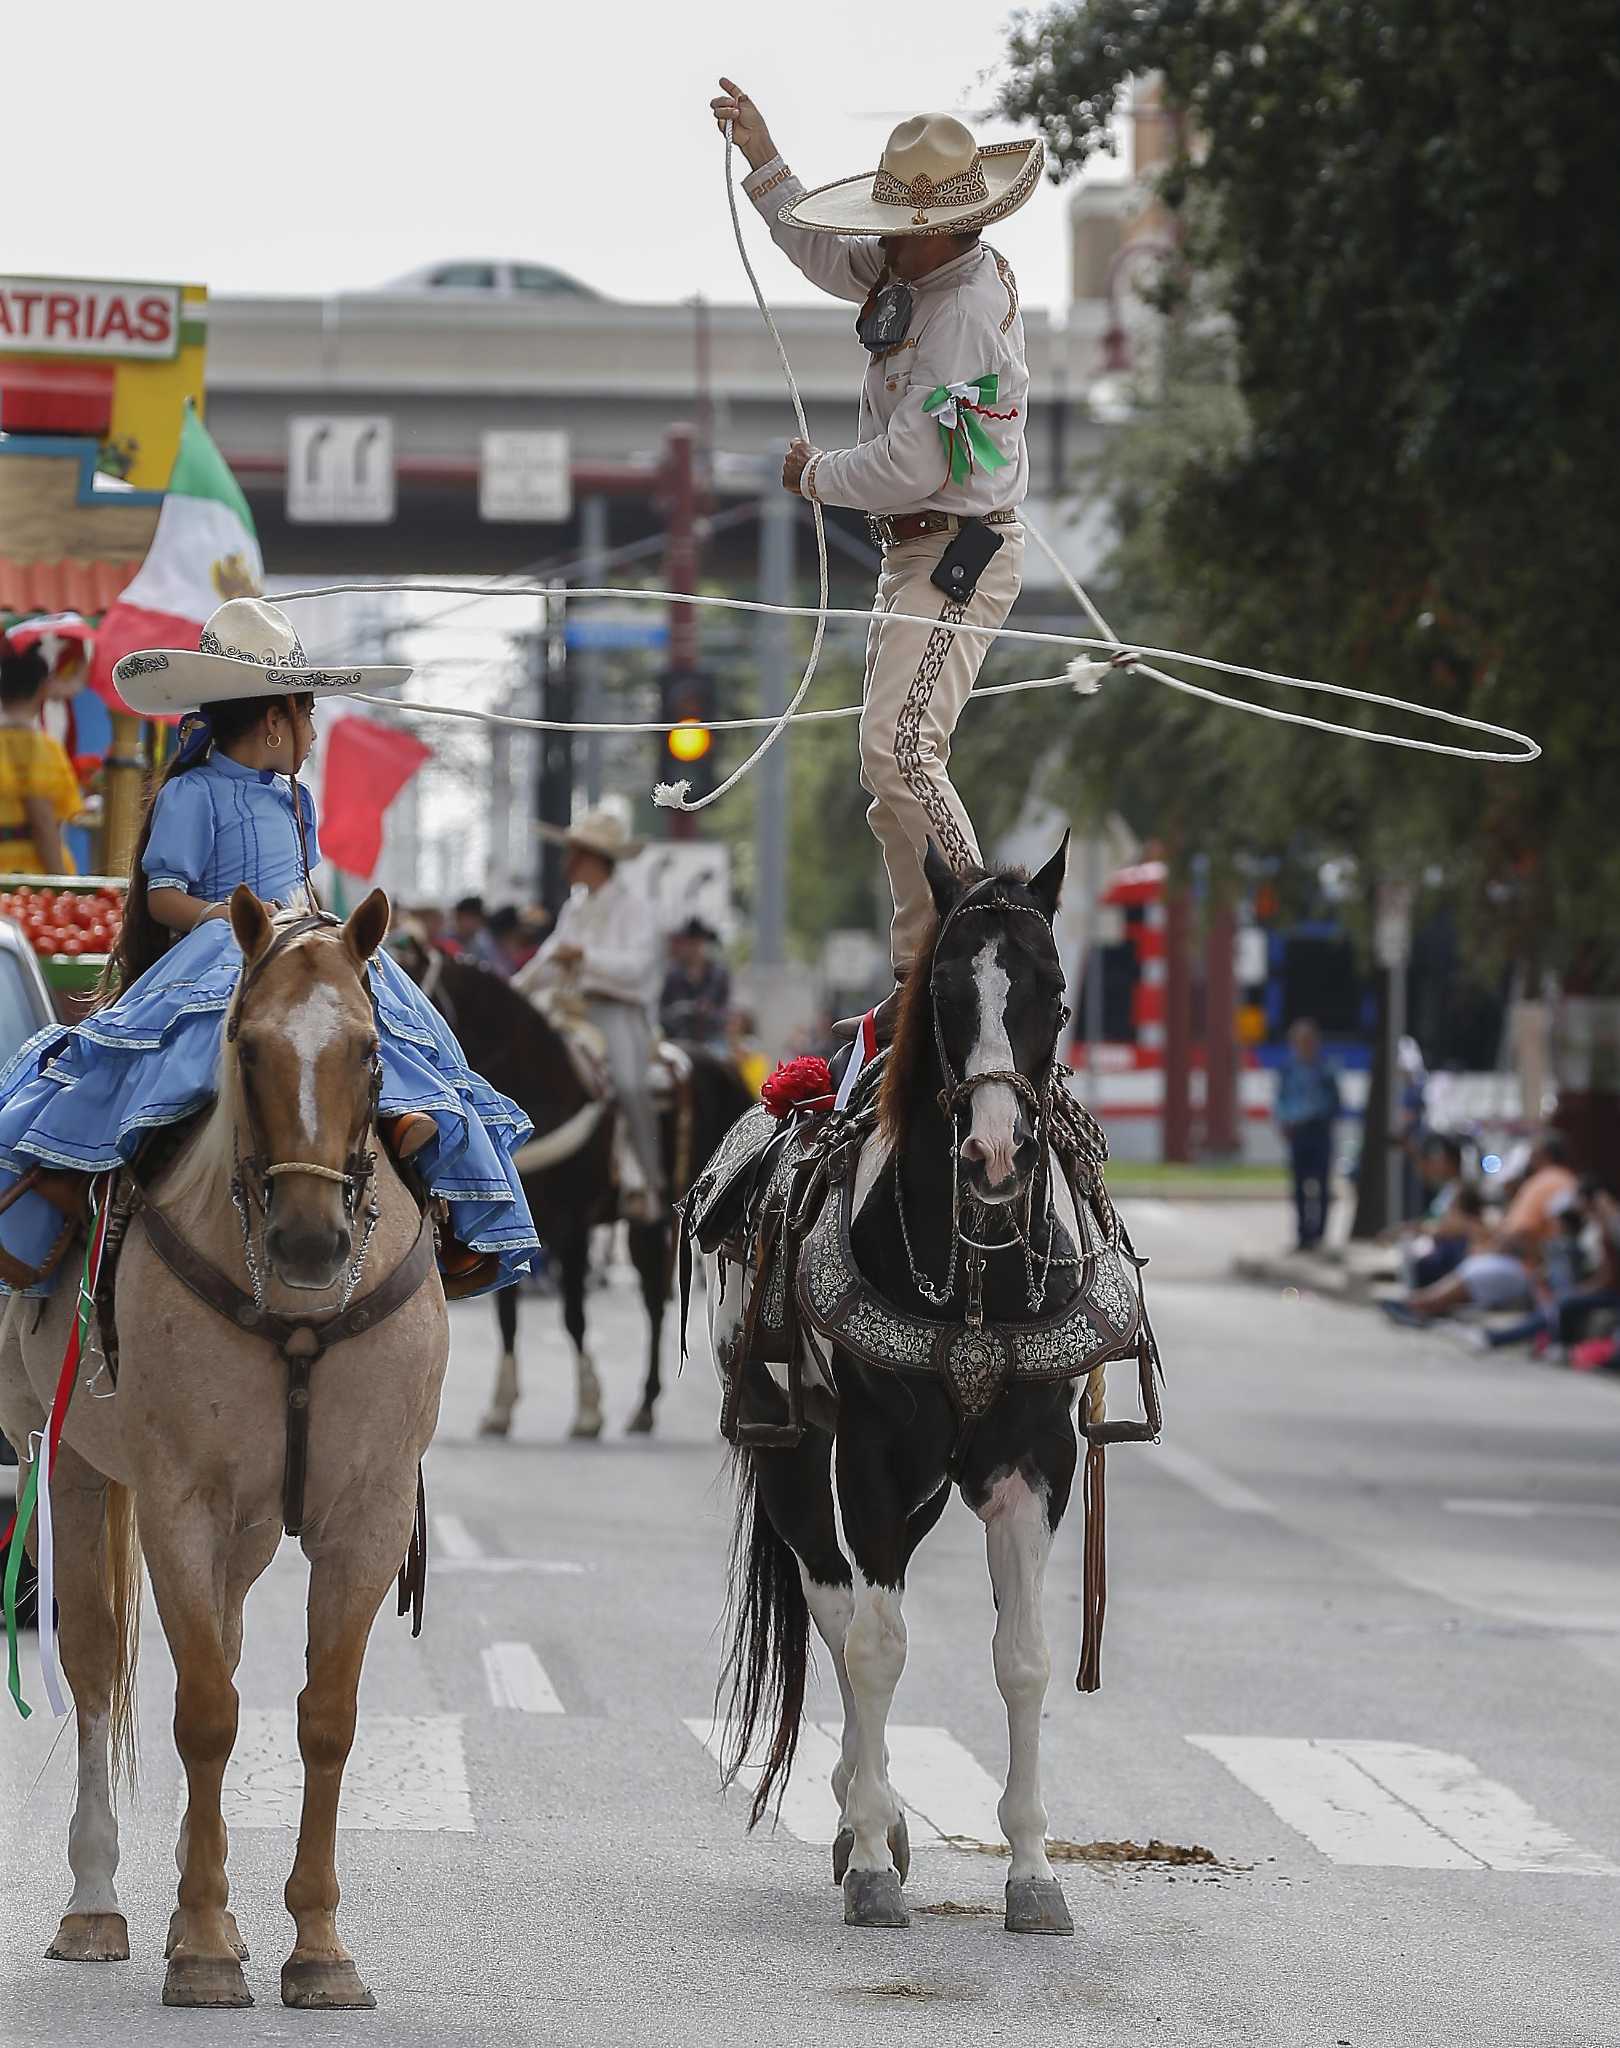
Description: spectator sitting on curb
xmin=1450 ymin=1177 xmax=1620 ymax=1356
xmin=1381 ymin=1129 xmax=1577 ymax=1329
xmin=1382 ymin=1134 xmax=1486 ymax=1288
xmin=1275 ymin=1018 xmax=1342 ymax=1253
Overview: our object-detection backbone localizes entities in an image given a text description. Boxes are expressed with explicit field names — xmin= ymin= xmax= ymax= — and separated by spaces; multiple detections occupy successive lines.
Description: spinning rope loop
xmin=272 ymin=129 xmax=1540 ymax=777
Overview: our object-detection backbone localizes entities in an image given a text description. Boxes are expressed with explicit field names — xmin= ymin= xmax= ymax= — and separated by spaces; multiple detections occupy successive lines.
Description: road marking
xmin=209 ymin=1712 xmax=473 ymax=1832
xmin=482 ymin=1642 xmax=564 ymax=1714
xmin=686 ymin=1720 xmax=1006 ymax=1849
xmin=1189 ymin=1736 xmax=1617 ymax=1874
xmin=430 ymin=1558 xmax=587 ymax=1577
xmin=1152 ymin=1441 xmax=1277 ymax=1516
xmin=1445 ymin=1498 xmax=1620 ymax=1523
xmin=432 ymin=1513 xmax=482 ymax=1560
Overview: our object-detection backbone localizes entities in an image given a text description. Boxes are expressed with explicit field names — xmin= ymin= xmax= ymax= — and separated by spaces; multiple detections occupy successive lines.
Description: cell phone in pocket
xmin=929 ymin=519 xmax=1004 ymax=605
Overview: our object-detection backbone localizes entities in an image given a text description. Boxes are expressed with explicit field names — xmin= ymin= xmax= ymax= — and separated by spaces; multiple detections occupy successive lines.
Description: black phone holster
xmin=929 ymin=519 xmax=1004 ymax=605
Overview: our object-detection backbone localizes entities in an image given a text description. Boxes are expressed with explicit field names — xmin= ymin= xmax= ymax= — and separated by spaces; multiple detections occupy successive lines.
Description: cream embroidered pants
xmin=859 ymin=525 xmax=1024 ymax=970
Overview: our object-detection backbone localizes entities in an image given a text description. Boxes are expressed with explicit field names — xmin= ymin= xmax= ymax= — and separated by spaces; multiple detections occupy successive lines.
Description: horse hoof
xmin=843 ymin=1868 xmax=909 ymax=1929
xmin=163 ymin=1953 xmax=254 ymax=2007
xmin=47 ymin=1911 xmax=129 ymax=1962
xmin=833 ymin=1827 xmax=854 ymax=1884
xmin=1005 ymin=1876 xmax=1074 ymax=1936
xmin=282 ymin=1956 xmax=377 ymax=2010
xmin=625 ymin=1404 xmax=655 ymax=1436
xmin=478 ymin=1412 xmax=512 ymax=1439
xmin=167 ymin=1909 xmax=248 ymax=1962
xmin=569 ymin=1414 xmax=603 ymax=1440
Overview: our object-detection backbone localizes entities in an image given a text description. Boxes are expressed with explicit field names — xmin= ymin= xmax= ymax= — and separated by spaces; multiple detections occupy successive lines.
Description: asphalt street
xmin=2 ymin=1199 xmax=1616 ymax=2047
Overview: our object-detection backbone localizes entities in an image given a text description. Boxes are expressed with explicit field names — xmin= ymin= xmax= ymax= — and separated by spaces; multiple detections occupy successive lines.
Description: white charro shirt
xmin=515 ymin=873 xmax=659 ymax=1010
xmin=745 ymin=153 xmax=1030 ymax=519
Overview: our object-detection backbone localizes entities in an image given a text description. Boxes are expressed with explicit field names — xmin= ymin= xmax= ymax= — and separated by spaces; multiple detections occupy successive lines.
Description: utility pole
xmin=578 ymin=494 xmax=609 ymax=807
xmin=756 ymin=487 xmax=794 ymax=967
xmin=488 ymin=712 xmax=512 ymax=897
xmin=1162 ymin=877 xmax=1194 ymax=1164
xmin=663 ymin=424 xmax=699 ymax=843
xmin=533 ymin=582 xmax=573 ymax=914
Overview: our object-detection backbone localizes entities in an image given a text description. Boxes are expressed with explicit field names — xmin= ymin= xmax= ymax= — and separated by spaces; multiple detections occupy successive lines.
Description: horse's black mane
xmin=879 ymin=863 xmax=1041 ymax=1144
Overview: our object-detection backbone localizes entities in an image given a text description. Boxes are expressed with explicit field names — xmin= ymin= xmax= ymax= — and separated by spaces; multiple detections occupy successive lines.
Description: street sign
xmin=564 ymin=612 xmax=668 ymax=652
xmin=287 ymin=415 xmax=395 ymax=524
xmin=479 ymin=430 xmax=571 ymax=523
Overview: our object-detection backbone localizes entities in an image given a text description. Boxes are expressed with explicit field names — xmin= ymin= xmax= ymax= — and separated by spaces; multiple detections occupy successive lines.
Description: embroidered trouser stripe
xmin=858 ymin=527 xmax=1025 ymax=970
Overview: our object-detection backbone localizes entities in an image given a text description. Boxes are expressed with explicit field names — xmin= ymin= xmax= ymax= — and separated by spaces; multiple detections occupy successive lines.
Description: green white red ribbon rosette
xmin=921 ymin=374 xmax=1018 ymax=487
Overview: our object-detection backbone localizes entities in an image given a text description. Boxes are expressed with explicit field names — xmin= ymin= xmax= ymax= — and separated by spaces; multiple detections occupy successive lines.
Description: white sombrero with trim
xmin=112 ymin=597 xmax=410 ymax=716
xmin=535 ymin=807 xmax=644 ymax=863
xmin=780 ymin=115 xmax=1043 ymax=238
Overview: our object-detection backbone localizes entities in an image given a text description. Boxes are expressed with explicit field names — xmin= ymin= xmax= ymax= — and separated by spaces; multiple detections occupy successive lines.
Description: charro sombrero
xmin=111 ymin=596 xmax=410 ymax=716
xmin=780 ymin=115 xmax=1043 ymax=238
xmin=536 ymin=806 xmax=644 ymax=863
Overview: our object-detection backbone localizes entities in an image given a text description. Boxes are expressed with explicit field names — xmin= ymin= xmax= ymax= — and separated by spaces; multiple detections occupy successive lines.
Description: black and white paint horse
xmin=710 ymin=839 xmax=1115 ymax=1935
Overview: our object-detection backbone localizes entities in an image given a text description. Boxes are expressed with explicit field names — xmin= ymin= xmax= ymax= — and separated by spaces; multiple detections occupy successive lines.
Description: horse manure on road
xmin=844 ymin=1979 xmax=982 ymax=2002
xmin=916 ymin=1900 xmax=1000 ymax=1917
xmin=944 ymin=1834 xmax=1228 ymax=1869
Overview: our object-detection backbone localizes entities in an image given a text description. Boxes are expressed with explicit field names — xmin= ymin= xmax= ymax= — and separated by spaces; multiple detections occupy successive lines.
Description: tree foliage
xmin=999 ymin=0 xmax=1620 ymax=977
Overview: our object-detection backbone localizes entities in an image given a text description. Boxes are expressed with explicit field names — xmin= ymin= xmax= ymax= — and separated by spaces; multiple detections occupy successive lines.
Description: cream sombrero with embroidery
xmin=779 ymin=115 xmax=1043 ymax=238
xmin=112 ymin=597 xmax=410 ymax=716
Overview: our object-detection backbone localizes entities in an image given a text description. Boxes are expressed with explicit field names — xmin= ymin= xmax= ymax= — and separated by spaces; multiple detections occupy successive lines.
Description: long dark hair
xmin=101 ymin=691 xmax=312 ymax=1002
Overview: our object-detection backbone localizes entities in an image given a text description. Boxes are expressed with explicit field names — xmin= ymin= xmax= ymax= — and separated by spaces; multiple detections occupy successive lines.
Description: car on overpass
xmin=379 ymin=260 xmax=602 ymax=299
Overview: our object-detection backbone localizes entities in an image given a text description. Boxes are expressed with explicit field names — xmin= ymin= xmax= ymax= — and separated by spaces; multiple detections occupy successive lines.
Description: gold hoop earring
xmin=267 ymin=728 xmax=283 ymax=750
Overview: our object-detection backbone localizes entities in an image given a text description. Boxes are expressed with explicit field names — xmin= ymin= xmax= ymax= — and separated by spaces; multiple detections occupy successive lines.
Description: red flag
xmin=318 ymin=715 xmax=430 ymax=879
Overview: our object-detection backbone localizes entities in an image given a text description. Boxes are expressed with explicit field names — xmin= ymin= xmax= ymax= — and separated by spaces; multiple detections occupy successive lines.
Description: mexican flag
xmin=90 ymin=401 xmax=263 ymax=713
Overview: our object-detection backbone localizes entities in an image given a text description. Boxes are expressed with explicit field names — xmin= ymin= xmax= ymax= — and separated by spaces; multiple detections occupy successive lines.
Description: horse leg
xmin=625 ymin=1220 xmax=667 ymax=1434
xmin=559 ymin=1226 xmax=602 ymax=1439
xmin=480 ymin=1285 xmax=521 ymax=1438
xmin=978 ymin=1462 xmax=1074 ymax=1937
xmin=165 ymin=1522 xmax=277 ymax=1966
xmin=143 ymin=1501 xmax=252 ymax=2008
xmin=42 ymin=1447 xmax=129 ymax=1965
xmin=281 ymin=1498 xmax=410 ymax=2009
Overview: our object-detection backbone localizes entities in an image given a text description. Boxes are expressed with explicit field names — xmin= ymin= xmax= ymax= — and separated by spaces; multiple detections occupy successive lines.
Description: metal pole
xmin=1386 ymin=959 xmax=1408 ymax=1228
xmin=578 ymin=495 xmax=608 ymax=806
xmin=663 ymin=425 xmax=699 ymax=843
xmin=489 ymin=711 xmax=511 ymax=898
xmin=1163 ymin=878 xmax=1194 ymax=1164
xmin=756 ymin=488 xmax=794 ymax=968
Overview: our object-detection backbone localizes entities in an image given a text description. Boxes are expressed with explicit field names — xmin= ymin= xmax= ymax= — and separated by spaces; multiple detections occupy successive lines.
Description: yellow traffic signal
xmin=668 ymin=719 xmax=713 ymax=764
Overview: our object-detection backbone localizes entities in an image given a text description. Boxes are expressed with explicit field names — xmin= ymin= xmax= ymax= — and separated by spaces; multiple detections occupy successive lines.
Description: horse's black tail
xmin=718 ymin=1445 xmax=808 ymax=1829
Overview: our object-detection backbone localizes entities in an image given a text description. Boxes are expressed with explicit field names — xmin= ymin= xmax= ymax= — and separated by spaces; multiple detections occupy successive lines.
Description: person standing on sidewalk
xmin=1276 ymin=1018 xmax=1342 ymax=1252
xmin=711 ymin=79 xmax=1043 ymax=1038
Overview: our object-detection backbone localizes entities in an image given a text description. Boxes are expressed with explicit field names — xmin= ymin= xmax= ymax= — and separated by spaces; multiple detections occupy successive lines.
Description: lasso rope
xmin=274 ymin=130 xmax=1539 ymax=773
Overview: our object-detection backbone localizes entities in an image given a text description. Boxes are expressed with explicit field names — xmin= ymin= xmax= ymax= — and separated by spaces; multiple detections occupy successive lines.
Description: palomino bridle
xmin=225 ymin=913 xmax=383 ymax=1311
xmin=896 ymin=877 xmax=1078 ymax=1322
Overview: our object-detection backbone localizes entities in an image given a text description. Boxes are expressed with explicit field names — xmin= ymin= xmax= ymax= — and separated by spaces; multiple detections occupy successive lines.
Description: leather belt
xmin=869 ymin=508 xmax=1020 ymax=550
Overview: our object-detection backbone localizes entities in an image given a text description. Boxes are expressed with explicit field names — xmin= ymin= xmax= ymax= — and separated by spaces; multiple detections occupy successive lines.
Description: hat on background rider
xmin=517 ymin=809 xmax=664 ymax=1222
xmin=711 ymin=79 xmax=1040 ymax=1042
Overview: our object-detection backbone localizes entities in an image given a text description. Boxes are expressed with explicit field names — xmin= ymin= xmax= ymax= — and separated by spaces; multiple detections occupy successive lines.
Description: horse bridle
xmin=226 ymin=913 xmax=383 ymax=1304
xmin=896 ymin=877 xmax=1075 ymax=1319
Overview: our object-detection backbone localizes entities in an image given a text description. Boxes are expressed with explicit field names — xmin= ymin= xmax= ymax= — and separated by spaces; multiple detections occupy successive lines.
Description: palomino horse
xmin=394 ymin=937 xmax=750 ymax=1438
xmin=0 ymin=888 xmax=447 ymax=2010
xmin=709 ymin=841 xmax=1149 ymax=1936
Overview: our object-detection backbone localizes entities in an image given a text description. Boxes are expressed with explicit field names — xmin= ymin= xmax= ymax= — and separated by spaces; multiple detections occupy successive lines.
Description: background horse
xmin=0 ymin=889 xmax=447 ymax=2010
xmin=711 ymin=840 xmax=1104 ymax=1937
xmin=395 ymin=939 xmax=750 ymax=1437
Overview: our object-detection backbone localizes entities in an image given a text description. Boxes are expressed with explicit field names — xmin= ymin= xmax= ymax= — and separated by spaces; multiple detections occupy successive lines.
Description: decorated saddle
xmin=682 ymin=1052 xmax=1162 ymax=1454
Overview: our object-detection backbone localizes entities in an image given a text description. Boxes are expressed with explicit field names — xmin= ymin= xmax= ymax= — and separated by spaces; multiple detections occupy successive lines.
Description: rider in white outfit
xmin=516 ymin=809 xmax=663 ymax=1221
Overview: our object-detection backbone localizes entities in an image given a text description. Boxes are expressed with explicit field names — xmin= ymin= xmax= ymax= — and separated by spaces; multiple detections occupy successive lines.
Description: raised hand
xmin=710 ymin=77 xmax=777 ymax=171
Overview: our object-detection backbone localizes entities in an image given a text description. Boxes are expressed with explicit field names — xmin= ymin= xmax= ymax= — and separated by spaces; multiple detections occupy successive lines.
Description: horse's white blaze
xmin=64 ymin=1710 xmax=120 ymax=1917
xmin=963 ymin=939 xmax=1019 ymax=1191
xmin=282 ymin=980 xmax=348 ymax=1141
xmin=978 ymin=1469 xmax=1058 ymax=1883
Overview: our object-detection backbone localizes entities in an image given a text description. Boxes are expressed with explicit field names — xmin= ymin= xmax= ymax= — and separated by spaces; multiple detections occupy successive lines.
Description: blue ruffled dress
xmin=0 ymin=751 xmax=538 ymax=1294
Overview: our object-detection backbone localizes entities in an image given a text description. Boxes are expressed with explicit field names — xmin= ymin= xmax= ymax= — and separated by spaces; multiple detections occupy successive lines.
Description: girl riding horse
xmin=0 ymin=597 xmax=538 ymax=1297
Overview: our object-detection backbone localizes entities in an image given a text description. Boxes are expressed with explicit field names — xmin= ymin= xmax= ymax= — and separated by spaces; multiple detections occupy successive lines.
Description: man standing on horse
xmin=518 ymin=810 xmax=663 ymax=1221
xmin=711 ymin=80 xmax=1041 ymax=1038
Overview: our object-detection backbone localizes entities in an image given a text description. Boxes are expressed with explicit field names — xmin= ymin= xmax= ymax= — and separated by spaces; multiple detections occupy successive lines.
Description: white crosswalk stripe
xmin=432 ymin=1512 xmax=482 ymax=1559
xmin=1190 ymin=1736 xmax=1618 ymax=1874
xmin=205 ymin=1711 xmax=474 ymax=1833
xmin=482 ymin=1642 xmax=565 ymax=1713
xmin=685 ymin=1720 xmax=1007 ymax=1848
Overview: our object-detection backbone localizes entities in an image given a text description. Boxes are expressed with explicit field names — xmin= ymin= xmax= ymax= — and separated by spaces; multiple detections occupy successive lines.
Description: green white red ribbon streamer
xmin=2 ymin=1179 xmax=110 ymax=1719
xmin=921 ymin=374 xmax=1016 ymax=486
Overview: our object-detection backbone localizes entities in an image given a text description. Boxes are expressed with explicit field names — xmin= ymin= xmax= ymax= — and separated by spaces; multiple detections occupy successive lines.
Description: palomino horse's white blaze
xmin=842 ymin=1576 xmax=909 ymax=1875
xmin=962 ymin=938 xmax=1020 ymax=1194
xmin=977 ymin=1469 xmax=1059 ymax=1885
xmin=65 ymin=1710 xmax=120 ymax=1917
xmin=282 ymin=979 xmax=348 ymax=1142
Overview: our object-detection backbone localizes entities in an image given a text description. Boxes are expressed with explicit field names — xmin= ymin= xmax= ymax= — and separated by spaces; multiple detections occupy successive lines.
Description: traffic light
xmin=658 ymin=669 xmax=717 ymax=800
